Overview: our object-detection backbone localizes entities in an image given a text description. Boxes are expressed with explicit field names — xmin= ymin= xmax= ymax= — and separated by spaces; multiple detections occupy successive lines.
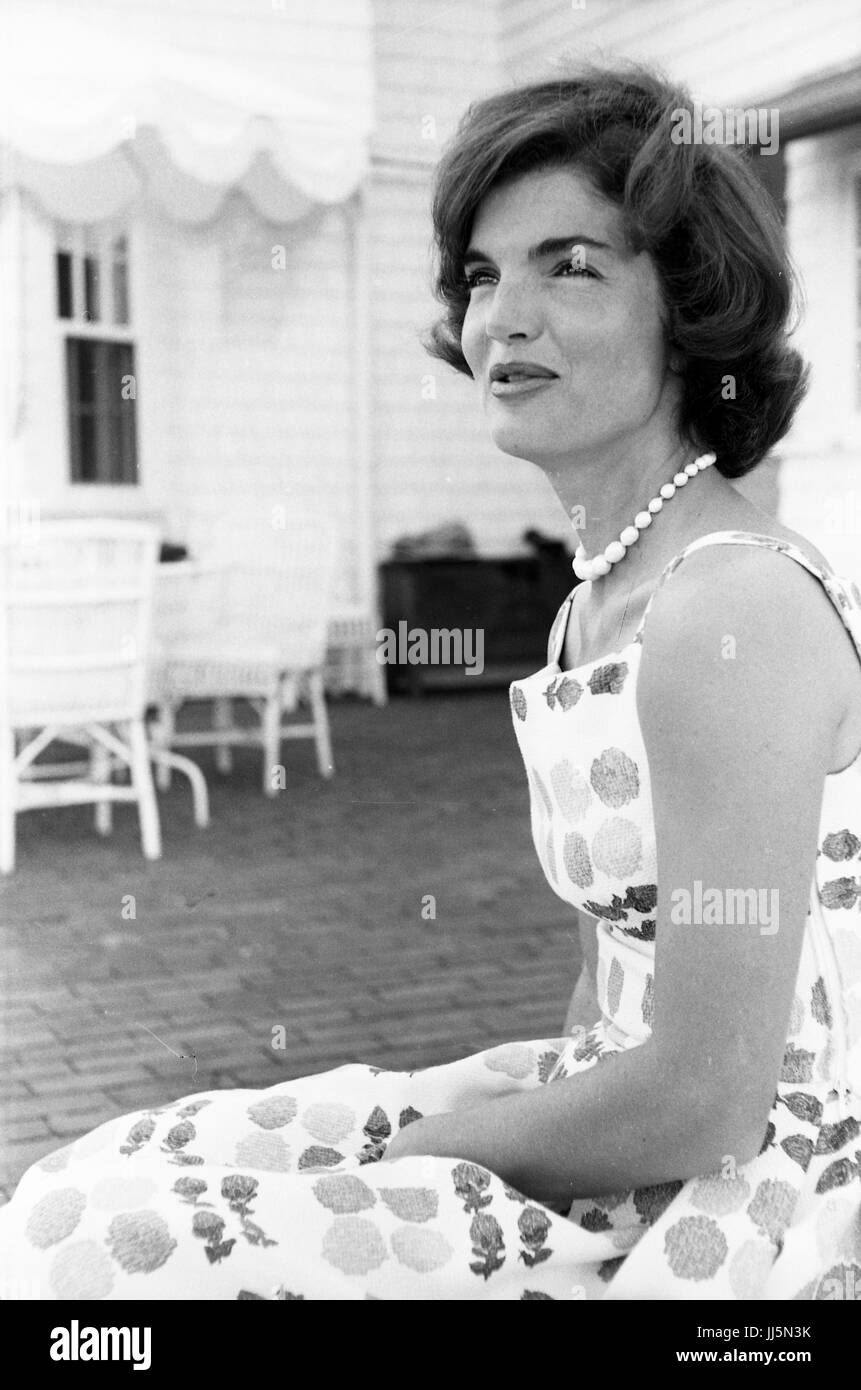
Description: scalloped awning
xmin=0 ymin=9 xmax=372 ymax=224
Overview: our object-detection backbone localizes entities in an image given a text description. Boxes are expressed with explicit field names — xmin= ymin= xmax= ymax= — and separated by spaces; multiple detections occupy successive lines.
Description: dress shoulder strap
xmin=546 ymin=586 xmax=577 ymax=668
xmin=633 ymin=530 xmax=861 ymax=668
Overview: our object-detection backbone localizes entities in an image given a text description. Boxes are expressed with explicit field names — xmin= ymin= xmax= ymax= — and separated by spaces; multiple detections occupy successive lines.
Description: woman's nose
xmin=483 ymin=277 xmax=542 ymax=343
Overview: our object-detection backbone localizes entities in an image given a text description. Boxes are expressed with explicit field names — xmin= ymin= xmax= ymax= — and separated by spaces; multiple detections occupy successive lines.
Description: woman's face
xmin=460 ymin=165 xmax=681 ymax=467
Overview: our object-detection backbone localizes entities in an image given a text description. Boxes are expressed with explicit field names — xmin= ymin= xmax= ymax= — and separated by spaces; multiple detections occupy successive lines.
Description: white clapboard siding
xmin=367 ymin=0 xmax=574 ymax=557
xmin=372 ymin=0 xmax=500 ymax=150
xmin=4 ymin=195 xmax=70 ymax=505
xmin=786 ymin=127 xmax=861 ymax=449
xmin=777 ymin=126 xmax=861 ymax=584
xmin=141 ymin=195 xmax=359 ymax=605
xmin=6 ymin=191 xmax=361 ymax=601
xmin=498 ymin=0 xmax=860 ymax=105
xmin=365 ymin=161 xmax=571 ymax=557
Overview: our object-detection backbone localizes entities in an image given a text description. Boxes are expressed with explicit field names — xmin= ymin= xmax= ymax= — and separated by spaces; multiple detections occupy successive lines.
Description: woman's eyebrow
xmin=462 ymin=235 xmax=613 ymax=269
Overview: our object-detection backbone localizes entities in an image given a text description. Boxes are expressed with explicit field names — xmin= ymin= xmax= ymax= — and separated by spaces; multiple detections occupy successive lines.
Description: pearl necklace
xmin=571 ymin=451 xmax=717 ymax=581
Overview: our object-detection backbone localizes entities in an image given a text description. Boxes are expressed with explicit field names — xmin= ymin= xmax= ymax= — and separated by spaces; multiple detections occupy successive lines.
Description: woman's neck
xmin=570 ymin=465 xmax=763 ymax=620
xmin=544 ymin=438 xmax=691 ymax=558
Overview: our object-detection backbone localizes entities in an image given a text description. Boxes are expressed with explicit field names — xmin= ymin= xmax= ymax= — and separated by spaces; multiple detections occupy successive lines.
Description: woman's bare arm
xmin=384 ymin=549 xmax=844 ymax=1206
xmin=562 ymin=912 xmax=600 ymax=1033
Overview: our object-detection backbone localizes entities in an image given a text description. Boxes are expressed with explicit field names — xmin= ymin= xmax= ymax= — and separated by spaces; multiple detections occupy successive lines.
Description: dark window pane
xmin=84 ymin=255 xmax=100 ymax=322
xmin=56 ymin=251 xmax=73 ymax=318
xmin=112 ymin=258 xmax=129 ymax=324
xmin=105 ymin=406 xmax=131 ymax=483
xmin=115 ymin=343 xmax=138 ymax=481
xmin=112 ymin=236 xmax=130 ymax=325
xmin=75 ymin=337 xmax=96 ymax=404
xmin=104 ymin=409 xmax=120 ymax=482
xmin=66 ymin=337 xmax=138 ymax=485
xmin=71 ymin=413 xmax=97 ymax=482
xmin=122 ymin=404 xmax=138 ymax=482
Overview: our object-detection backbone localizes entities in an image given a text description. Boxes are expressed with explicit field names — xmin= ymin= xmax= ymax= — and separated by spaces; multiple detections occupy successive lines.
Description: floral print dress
xmin=1 ymin=530 xmax=859 ymax=1301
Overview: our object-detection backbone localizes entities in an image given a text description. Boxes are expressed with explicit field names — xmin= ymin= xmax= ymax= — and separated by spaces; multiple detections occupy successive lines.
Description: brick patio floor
xmin=0 ymin=692 xmax=581 ymax=1201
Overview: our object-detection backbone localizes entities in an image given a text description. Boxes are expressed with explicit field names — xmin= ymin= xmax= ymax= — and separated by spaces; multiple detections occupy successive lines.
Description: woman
xmin=2 ymin=65 xmax=860 ymax=1301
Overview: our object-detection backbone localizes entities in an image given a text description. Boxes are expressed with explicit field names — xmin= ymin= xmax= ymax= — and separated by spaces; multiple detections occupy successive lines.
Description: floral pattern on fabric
xmin=0 ymin=532 xmax=859 ymax=1299
xmin=508 ymin=530 xmax=861 ymax=1297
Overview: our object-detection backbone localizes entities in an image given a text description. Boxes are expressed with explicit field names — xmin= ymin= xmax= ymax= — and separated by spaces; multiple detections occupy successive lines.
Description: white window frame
xmin=55 ymin=223 xmax=138 ymax=485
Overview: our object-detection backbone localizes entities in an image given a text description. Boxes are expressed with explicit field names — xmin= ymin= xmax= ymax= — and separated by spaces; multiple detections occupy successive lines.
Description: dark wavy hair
xmin=424 ymin=64 xmax=809 ymax=478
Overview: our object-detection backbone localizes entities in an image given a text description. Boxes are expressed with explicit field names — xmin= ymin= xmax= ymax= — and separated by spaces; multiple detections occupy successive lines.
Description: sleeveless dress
xmin=1 ymin=530 xmax=859 ymax=1301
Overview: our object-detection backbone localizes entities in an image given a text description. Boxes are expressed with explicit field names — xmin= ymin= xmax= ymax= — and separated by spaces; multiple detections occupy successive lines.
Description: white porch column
xmin=347 ymin=186 xmax=375 ymax=616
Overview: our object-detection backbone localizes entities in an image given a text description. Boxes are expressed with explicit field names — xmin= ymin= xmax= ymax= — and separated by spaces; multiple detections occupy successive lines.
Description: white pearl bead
xmin=566 ymin=451 xmax=716 ymax=585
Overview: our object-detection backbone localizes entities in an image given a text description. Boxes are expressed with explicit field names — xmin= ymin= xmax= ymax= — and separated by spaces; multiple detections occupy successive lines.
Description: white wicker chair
xmin=0 ymin=520 xmax=209 ymax=873
xmin=150 ymin=517 xmax=338 ymax=797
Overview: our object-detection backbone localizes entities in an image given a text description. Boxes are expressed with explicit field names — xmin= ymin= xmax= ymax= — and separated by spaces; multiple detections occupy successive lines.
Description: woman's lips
xmin=489 ymin=377 xmax=557 ymax=398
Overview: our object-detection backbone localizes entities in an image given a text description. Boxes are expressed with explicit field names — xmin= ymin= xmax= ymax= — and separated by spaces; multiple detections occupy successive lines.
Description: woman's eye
xmin=464 ymin=269 xmax=495 ymax=290
xmin=558 ymin=260 xmax=595 ymax=279
xmin=464 ymin=262 xmax=596 ymax=291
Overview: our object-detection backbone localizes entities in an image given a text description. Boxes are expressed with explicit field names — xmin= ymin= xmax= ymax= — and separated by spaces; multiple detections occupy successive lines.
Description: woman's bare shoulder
xmin=738 ymin=514 xmax=834 ymax=574
xmin=657 ymin=498 xmax=839 ymax=631
xmin=671 ymin=483 xmax=833 ymax=573
xmin=638 ymin=530 xmax=851 ymax=745
xmin=651 ymin=525 xmax=837 ymax=651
